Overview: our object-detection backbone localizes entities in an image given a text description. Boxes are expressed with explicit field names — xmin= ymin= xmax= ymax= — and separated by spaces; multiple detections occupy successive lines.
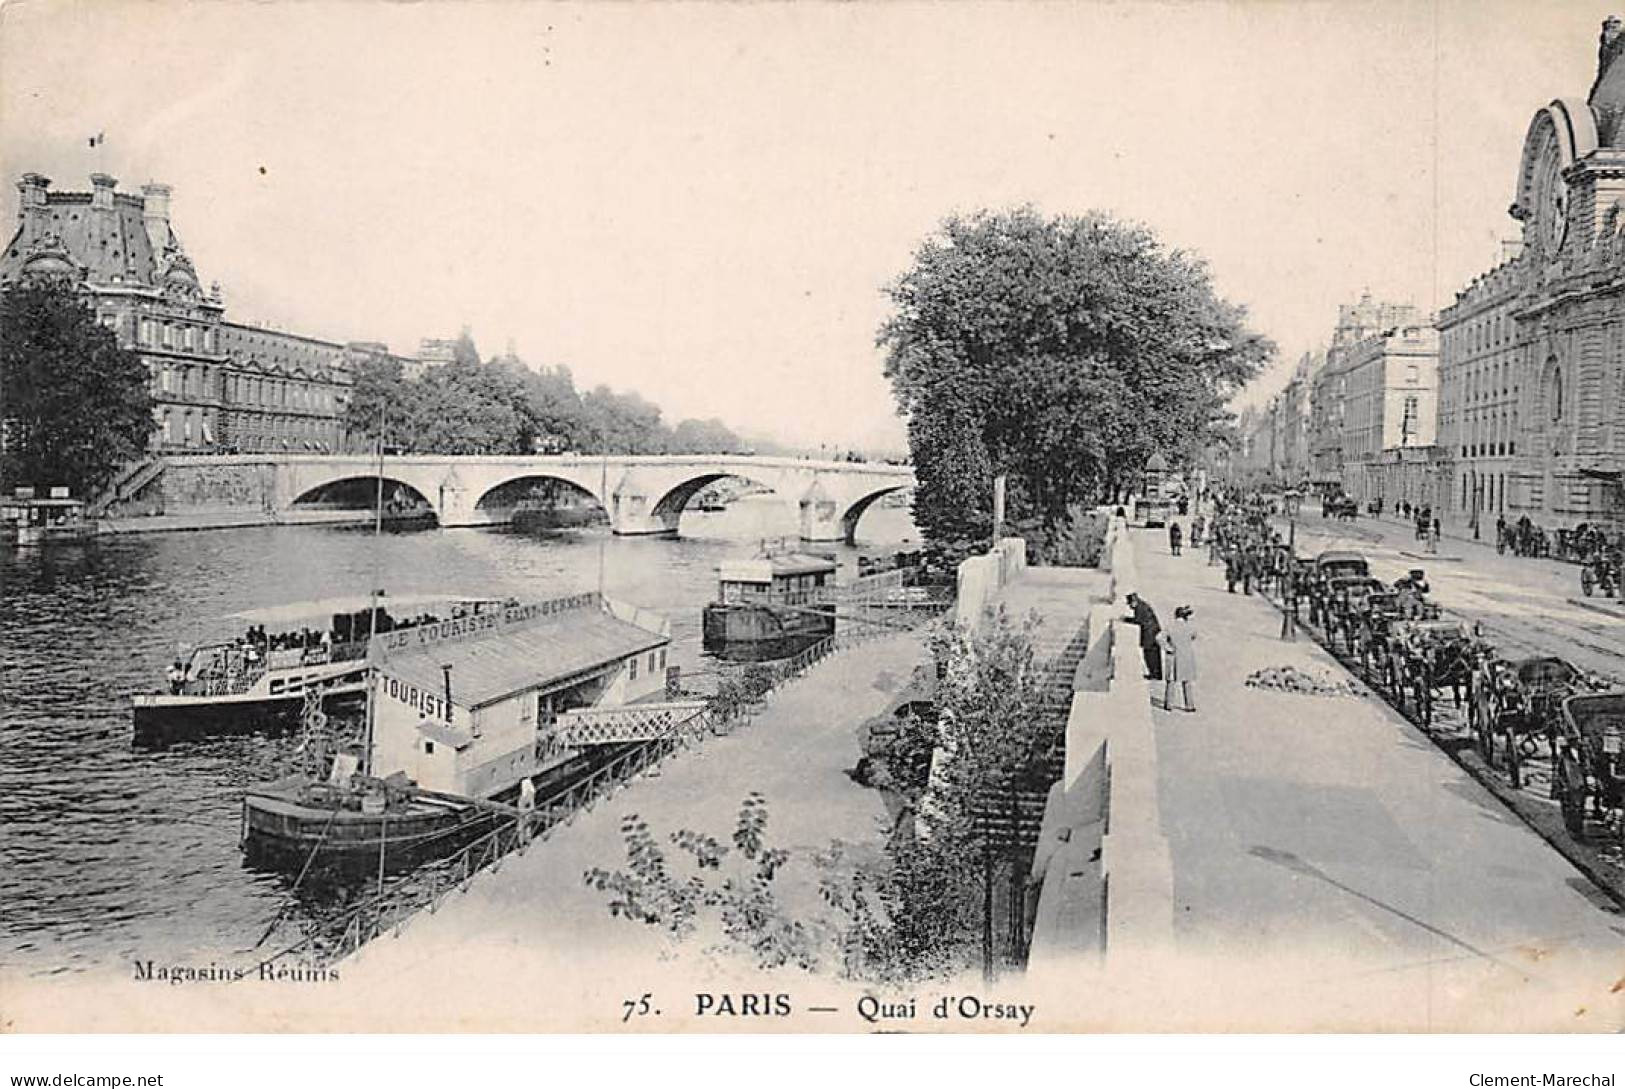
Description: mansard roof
xmin=2 ymin=183 xmax=169 ymax=289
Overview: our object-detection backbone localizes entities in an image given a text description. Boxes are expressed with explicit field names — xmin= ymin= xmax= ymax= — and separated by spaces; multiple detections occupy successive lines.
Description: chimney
xmin=89 ymin=172 xmax=117 ymax=211
xmin=140 ymin=182 xmax=172 ymax=253
xmin=15 ymin=173 xmax=50 ymax=227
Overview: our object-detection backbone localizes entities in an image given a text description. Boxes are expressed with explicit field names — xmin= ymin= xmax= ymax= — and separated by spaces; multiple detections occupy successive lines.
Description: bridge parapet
xmin=140 ymin=453 xmax=914 ymax=542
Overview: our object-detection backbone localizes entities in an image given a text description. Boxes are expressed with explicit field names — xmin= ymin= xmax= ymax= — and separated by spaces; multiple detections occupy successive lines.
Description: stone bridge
xmin=179 ymin=453 xmax=914 ymax=541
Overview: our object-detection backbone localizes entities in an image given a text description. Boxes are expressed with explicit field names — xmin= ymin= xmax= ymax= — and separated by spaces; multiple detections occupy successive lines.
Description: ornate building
xmin=1 ymin=172 xmax=411 ymax=454
xmin=1438 ymin=18 xmax=1625 ymax=535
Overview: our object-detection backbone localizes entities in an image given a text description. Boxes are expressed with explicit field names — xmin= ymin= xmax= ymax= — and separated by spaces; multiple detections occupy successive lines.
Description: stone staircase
xmin=88 ymin=457 xmax=165 ymax=516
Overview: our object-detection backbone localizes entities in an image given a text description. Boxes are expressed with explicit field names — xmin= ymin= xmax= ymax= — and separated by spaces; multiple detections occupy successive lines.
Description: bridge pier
xmin=799 ymin=476 xmax=845 ymax=542
xmin=611 ymin=469 xmax=680 ymax=536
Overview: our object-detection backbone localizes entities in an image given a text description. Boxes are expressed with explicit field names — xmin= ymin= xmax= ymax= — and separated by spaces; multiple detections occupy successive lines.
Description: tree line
xmin=344 ymin=329 xmax=747 ymax=457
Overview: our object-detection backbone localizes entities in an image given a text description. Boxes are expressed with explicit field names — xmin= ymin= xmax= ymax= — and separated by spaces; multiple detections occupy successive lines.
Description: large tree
xmin=879 ymin=207 xmax=1271 ymax=550
xmin=0 ymin=279 xmax=156 ymax=495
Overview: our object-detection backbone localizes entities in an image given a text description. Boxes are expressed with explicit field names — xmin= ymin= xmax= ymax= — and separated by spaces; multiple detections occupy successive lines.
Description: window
xmin=1547 ymin=364 xmax=1563 ymax=422
xmin=659 ymin=649 xmax=667 ymax=671
xmin=424 ymin=740 xmax=435 ymax=755
xmin=629 ymin=657 xmax=639 ymax=681
xmin=648 ymin=652 xmax=657 ymax=674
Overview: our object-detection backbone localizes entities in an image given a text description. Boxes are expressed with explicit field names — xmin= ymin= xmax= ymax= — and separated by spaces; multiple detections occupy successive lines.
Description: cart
xmin=1475 ymin=656 xmax=1586 ymax=789
xmin=1553 ymin=690 xmax=1625 ymax=841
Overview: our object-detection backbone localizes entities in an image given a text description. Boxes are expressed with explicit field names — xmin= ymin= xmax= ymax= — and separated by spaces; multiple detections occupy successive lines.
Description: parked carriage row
xmin=1288 ymin=548 xmax=1625 ymax=846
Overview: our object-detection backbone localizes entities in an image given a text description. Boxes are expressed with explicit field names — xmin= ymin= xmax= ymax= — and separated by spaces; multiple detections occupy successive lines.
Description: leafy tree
xmin=584 ymin=793 xmax=821 ymax=972
xmin=581 ymin=385 xmax=669 ymax=454
xmin=0 ymin=279 xmax=155 ymax=494
xmin=670 ymin=416 xmax=742 ymax=454
xmin=879 ymin=207 xmax=1272 ymax=550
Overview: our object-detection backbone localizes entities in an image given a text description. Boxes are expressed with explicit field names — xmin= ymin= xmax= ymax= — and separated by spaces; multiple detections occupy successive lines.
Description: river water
xmin=0 ymin=497 xmax=917 ymax=976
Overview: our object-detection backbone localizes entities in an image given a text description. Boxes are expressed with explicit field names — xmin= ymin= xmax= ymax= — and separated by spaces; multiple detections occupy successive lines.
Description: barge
xmin=701 ymin=548 xmax=837 ymax=656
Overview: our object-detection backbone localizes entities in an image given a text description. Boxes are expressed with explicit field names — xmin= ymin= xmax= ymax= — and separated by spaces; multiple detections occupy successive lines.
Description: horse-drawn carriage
xmin=1553 ymin=690 xmax=1625 ymax=841
xmin=1471 ymin=656 xmax=1593 ymax=789
xmin=1384 ymin=618 xmax=1481 ymax=726
xmin=1326 ymin=576 xmax=1391 ymax=659
xmin=1321 ymin=495 xmax=1359 ymax=522
xmin=1307 ymin=551 xmax=1369 ymax=628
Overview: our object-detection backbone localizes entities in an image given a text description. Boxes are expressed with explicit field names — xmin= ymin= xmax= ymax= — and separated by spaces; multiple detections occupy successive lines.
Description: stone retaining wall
xmin=1027 ymin=513 xmax=1173 ymax=976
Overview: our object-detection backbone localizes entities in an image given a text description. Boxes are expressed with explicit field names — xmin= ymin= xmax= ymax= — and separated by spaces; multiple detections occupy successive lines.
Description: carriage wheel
xmin=1505 ymin=725 xmax=1523 ymax=789
xmin=1581 ymin=567 xmax=1596 ymax=597
xmin=1474 ymin=713 xmax=1493 ymax=764
xmin=1557 ymin=751 xmax=1586 ymax=837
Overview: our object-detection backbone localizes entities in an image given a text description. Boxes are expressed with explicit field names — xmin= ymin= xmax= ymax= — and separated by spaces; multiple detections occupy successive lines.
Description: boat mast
xmin=363 ymin=404 xmax=386 ymax=777
xmin=597 ymin=451 xmax=608 ymax=599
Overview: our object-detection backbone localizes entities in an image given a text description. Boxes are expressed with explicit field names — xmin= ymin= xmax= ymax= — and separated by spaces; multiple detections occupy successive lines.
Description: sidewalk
xmin=1118 ymin=527 xmax=1624 ymax=1031
xmin=320 ymin=627 xmax=924 ymax=1031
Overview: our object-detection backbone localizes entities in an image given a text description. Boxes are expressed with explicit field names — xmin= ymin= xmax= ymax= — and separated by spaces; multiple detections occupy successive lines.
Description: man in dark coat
xmin=1123 ymin=592 xmax=1163 ymax=680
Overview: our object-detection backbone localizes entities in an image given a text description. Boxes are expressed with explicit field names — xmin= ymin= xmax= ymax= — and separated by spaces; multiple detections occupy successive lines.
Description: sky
xmin=0 ymin=0 xmax=1611 ymax=451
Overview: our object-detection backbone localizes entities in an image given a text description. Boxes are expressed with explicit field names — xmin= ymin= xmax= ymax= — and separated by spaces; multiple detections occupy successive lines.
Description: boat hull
xmin=132 ymin=684 xmax=365 ymax=747
xmin=702 ymin=602 xmax=834 ymax=649
xmin=241 ymin=788 xmax=501 ymax=874
xmin=241 ymin=746 xmax=625 ymax=873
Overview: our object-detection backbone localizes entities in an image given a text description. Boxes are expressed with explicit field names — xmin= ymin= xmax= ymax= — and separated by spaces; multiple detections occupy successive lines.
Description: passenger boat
xmin=701 ymin=546 xmax=838 ymax=656
xmin=1 ymin=488 xmax=94 ymax=545
xmin=130 ymin=593 xmax=508 ymax=745
xmin=241 ymin=590 xmax=703 ymax=872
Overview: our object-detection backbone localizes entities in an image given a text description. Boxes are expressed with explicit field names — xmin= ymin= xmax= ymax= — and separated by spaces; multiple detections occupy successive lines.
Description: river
xmin=0 ymin=496 xmax=918 ymax=976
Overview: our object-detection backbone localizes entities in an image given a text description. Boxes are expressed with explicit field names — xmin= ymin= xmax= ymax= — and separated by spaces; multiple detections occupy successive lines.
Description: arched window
xmin=1547 ymin=359 xmax=1564 ymax=422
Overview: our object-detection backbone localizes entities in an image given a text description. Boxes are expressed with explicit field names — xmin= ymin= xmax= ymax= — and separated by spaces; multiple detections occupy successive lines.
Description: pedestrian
xmin=1123 ymin=592 xmax=1163 ymax=681
xmin=1169 ymin=520 xmax=1183 ymax=556
xmin=1224 ymin=547 xmax=1240 ymax=592
xmin=1160 ymin=605 xmax=1199 ymax=712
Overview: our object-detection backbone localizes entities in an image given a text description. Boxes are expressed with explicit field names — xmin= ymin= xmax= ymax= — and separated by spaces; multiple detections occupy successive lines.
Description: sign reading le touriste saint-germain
xmin=373 ymin=593 xmax=599 ymax=655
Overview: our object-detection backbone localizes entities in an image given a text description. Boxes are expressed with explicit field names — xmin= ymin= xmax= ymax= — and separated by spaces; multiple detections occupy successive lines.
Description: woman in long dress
xmin=1160 ymin=605 xmax=1199 ymax=712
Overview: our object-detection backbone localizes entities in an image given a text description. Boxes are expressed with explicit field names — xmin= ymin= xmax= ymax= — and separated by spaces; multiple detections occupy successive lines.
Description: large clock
xmin=1530 ymin=127 xmax=1569 ymax=256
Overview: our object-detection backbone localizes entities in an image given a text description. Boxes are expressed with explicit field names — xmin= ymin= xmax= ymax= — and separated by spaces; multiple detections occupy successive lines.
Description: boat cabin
xmin=715 ymin=551 xmax=837 ymax=608
xmin=171 ymin=593 xmax=509 ymax=699
xmin=366 ymin=592 xmax=671 ymax=797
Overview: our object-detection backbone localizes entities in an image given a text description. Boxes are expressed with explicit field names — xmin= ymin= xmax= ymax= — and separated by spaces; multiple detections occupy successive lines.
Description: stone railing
xmin=954 ymin=537 xmax=1029 ymax=630
xmin=1026 ymin=512 xmax=1173 ymax=978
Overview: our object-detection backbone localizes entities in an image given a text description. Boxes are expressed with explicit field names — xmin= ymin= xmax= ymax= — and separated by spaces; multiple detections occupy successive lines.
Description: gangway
xmin=556 ymin=700 xmax=710 ymax=746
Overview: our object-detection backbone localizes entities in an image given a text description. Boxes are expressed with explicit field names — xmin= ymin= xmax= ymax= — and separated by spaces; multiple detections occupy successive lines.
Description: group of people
xmin=1123 ymin=591 xmax=1199 ymax=713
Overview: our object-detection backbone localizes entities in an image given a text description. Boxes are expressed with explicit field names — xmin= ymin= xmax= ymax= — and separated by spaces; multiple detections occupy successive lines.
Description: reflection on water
xmin=0 ymin=496 xmax=916 ymax=974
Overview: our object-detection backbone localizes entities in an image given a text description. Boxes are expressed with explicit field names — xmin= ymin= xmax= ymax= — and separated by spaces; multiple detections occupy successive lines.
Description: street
xmin=1129 ymin=527 xmax=1625 ymax=1030
xmin=1280 ymin=511 xmax=1623 ymax=683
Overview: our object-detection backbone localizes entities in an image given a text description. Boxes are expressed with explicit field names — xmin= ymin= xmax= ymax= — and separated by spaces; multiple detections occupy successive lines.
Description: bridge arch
xmin=840 ymin=485 xmax=908 ymax=544
xmin=473 ymin=474 xmax=608 ymax=517
xmin=649 ymin=471 xmax=781 ymax=523
xmin=290 ymin=475 xmax=438 ymax=523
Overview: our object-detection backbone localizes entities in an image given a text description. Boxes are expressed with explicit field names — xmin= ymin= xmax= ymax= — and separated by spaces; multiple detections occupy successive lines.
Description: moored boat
xmin=131 ymin=593 xmax=509 ymax=745
xmin=241 ymin=590 xmax=704 ymax=872
xmin=1 ymin=487 xmax=95 ymax=545
xmin=701 ymin=547 xmax=838 ymax=654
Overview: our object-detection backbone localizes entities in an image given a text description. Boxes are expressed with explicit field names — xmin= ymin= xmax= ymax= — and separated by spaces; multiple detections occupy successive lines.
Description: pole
xmin=598 ymin=452 xmax=609 ymax=597
xmin=991 ymin=472 xmax=1006 ymax=552
xmin=362 ymin=404 xmax=386 ymax=777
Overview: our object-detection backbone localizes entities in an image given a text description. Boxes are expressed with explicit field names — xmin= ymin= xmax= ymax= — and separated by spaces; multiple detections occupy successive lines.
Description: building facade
xmin=1338 ymin=320 xmax=1439 ymax=504
xmin=1435 ymin=19 xmax=1625 ymax=536
xmin=2 ymin=172 xmax=413 ymax=454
